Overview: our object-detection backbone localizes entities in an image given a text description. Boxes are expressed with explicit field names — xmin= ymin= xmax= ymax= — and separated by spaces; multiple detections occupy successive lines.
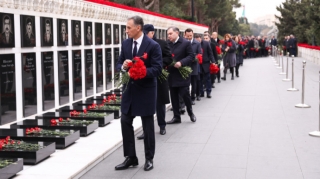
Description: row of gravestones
xmin=0 ymin=89 xmax=122 ymax=179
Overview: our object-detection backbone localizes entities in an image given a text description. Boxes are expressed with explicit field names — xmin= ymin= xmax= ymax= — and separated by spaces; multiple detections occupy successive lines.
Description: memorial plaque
xmin=40 ymin=17 xmax=53 ymax=47
xmin=113 ymin=24 xmax=119 ymax=44
xmin=121 ymin=25 xmax=126 ymax=42
xmin=84 ymin=21 xmax=93 ymax=45
xmin=57 ymin=19 xmax=68 ymax=46
xmin=113 ymin=48 xmax=120 ymax=85
xmin=42 ymin=52 xmax=55 ymax=111
xmin=95 ymin=23 xmax=102 ymax=45
xmin=72 ymin=20 xmax=81 ymax=46
xmin=96 ymin=49 xmax=103 ymax=93
xmin=85 ymin=49 xmax=93 ymax=97
xmin=0 ymin=54 xmax=16 ymax=125
xmin=105 ymin=23 xmax=111 ymax=45
xmin=22 ymin=53 xmax=37 ymax=117
xmin=0 ymin=13 xmax=15 ymax=48
xmin=21 ymin=15 xmax=36 ymax=47
xmin=72 ymin=50 xmax=82 ymax=100
xmin=58 ymin=51 xmax=69 ymax=105
xmin=105 ymin=48 xmax=112 ymax=90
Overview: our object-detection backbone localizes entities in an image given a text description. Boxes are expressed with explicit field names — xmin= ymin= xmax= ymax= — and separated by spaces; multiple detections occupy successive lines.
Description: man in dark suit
xmin=196 ymin=34 xmax=215 ymax=98
xmin=115 ymin=16 xmax=162 ymax=171
xmin=1 ymin=15 xmax=14 ymax=47
xmin=23 ymin=17 xmax=35 ymax=47
xmin=210 ymin=32 xmax=220 ymax=86
xmin=43 ymin=19 xmax=53 ymax=46
xmin=289 ymin=35 xmax=297 ymax=56
xmin=185 ymin=28 xmax=201 ymax=103
xmin=166 ymin=26 xmax=196 ymax=124
xmin=248 ymin=36 xmax=255 ymax=58
xmin=137 ymin=24 xmax=173 ymax=140
xmin=270 ymin=36 xmax=277 ymax=55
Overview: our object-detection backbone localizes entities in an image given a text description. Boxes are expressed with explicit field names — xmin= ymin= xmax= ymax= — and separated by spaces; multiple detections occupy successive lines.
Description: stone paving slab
xmin=80 ymin=56 xmax=320 ymax=179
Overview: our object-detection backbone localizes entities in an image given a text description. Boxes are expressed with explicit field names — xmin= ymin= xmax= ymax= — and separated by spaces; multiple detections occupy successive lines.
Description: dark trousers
xmin=156 ymin=100 xmax=166 ymax=129
xmin=224 ymin=67 xmax=234 ymax=77
xmin=121 ymin=112 xmax=155 ymax=160
xmin=170 ymin=86 xmax=193 ymax=118
xmin=191 ymin=75 xmax=200 ymax=100
xmin=200 ymin=72 xmax=212 ymax=95
xmin=235 ymin=64 xmax=240 ymax=76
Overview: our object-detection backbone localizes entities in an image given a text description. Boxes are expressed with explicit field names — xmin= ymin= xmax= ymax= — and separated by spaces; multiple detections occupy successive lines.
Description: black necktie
xmin=133 ymin=41 xmax=137 ymax=57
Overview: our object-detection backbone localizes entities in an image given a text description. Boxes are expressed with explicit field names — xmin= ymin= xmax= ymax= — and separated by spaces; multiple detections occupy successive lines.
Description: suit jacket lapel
xmin=137 ymin=36 xmax=150 ymax=57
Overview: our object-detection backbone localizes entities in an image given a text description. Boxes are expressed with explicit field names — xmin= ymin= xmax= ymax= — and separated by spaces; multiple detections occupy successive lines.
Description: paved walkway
xmin=81 ymin=56 xmax=320 ymax=179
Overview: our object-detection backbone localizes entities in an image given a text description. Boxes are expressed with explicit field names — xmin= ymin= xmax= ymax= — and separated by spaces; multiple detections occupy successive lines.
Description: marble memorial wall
xmin=0 ymin=0 xmax=207 ymax=125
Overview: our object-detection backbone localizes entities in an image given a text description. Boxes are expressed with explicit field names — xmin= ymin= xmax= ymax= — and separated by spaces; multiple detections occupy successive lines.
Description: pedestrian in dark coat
xmin=210 ymin=32 xmax=220 ymax=86
xmin=233 ymin=36 xmax=243 ymax=77
xmin=115 ymin=16 xmax=162 ymax=171
xmin=166 ymin=26 xmax=196 ymax=124
xmin=221 ymin=34 xmax=236 ymax=81
xmin=136 ymin=24 xmax=173 ymax=140
xmin=184 ymin=28 xmax=201 ymax=102
xmin=196 ymin=35 xmax=215 ymax=97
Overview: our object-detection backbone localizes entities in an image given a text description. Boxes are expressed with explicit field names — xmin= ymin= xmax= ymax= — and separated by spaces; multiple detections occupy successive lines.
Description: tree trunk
xmin=153 ymin=0 xmax=159 ymax=12
xmin=211 ymin=19 xmax=219 ymax=33
xmin=135 ymin=0 xmax=144 ymax=9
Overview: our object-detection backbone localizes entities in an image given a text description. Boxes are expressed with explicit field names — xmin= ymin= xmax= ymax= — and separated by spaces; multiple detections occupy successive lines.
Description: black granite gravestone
xmin=42 ymin=52 xmax=55 ymax=111
xmin=58 ymin=51 xmax=69 ymax=105
xmin=0 ymin=54 xmax=16 ymax=125
xmin=85 ymin=49 xmax=93 ymax=97
xmin=22 ymin=53 xmax=37 ymax=117
xmin=73 ymin=50 xmax=82 ymax=100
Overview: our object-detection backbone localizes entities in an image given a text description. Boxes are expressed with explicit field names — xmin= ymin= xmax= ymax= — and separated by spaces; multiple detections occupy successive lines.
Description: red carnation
xmin=128 ymin=58 xmax=147 ymax=80
xmin=227 ymin=42 xmax=232 ymax=47
xmin=83 ymin=108 xmax=87 ymax=113
xmin=250 ymin=48 xmax=255 ymax=51
xmin=127 ymin=61 xmax=133 ymax=68
xmin=255 ymin=49 xmax=259 ymax=52
xmin=172 ymin=54 xmax=175 ymax=57
xmin=216 ymin=46 xmax=222 ymax=55
xmin=59 ymin=117 xmax=63 ymax=122
xmin=239 ymin=41 xmax=246 ymax=45
xmin=209 ymin=63 xmax=219 ymax=74
xmin=142 ymin=53 xmax=148 ymax=60
xmin=219 ymin=40 xmax=225 ymax=44
xmin=196 ymin=54 xmax=203 ymax=64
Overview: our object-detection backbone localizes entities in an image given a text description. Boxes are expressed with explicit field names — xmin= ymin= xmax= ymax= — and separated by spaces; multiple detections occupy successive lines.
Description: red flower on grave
xmin=59 ymin=117 xmax=63 ymax=122
xmin=83 ymin=109 xmax=87 ymax=113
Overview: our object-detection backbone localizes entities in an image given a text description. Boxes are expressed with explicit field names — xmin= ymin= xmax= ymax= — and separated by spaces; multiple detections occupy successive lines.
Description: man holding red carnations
xmin=115 ymin=16 xmax=162 ymax=171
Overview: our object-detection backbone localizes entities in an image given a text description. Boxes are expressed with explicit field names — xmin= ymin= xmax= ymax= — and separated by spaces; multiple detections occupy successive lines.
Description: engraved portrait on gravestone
xmin=0 ymin=13 xmax=15 ymax=48
xmin=21 ymin=15 xmax=36 ymax=47
xmin=57 ymin=19 xmax=68 ymax=46
xmin=84 ymin=22 xmax=92 ymax=45
xmin=95 ymin=23 xmax=102 ymax=45
xmin=113 ymin=24 xmax=119 ymax=44
xmin=105 ymin=23 xmax=111 ymax=44
xmin=41 ymin=17 xmax=53 ymax=47
xmin=121 ymin=25 xmax=126 ymax=42
xmin=72 ymin=20 xmax=81 ymax=46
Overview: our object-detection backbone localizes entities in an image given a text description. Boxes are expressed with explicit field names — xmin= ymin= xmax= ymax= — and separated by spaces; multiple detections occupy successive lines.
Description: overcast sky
xmin=234 ymin=0 xmax=286 ymax=22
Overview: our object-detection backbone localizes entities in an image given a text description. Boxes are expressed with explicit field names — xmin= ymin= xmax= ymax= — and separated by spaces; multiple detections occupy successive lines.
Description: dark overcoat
xmin=190 ymin=40 xmax=201 ymax=75
xmin=155 ymin=38 xmax=172 ymax=105
xmin=200 ymin=40 xmax=215 ymax=74
xmin=236 ymin=43 xmax=244 ymax=64
xmin=116 ymin=35 xmax=162 ymax=116
xmin=167 ymin=37 xmax=194 ymax=87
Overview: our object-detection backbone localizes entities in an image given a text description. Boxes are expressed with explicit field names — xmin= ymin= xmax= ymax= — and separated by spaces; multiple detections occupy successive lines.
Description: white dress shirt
xmin=174 ymin=36 xmax=179 ymax=44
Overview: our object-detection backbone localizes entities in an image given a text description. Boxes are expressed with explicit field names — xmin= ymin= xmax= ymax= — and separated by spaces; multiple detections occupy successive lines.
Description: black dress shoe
xmin=160 ymin=128 xmax=166 ymax=135
xmin=115 ymin=157 xmax=139 ymax=170
xmin=231 ymin=76 xmax=234 ymax=80
xmin=191 ymin=100 xmax=195 ymax=105
xmin=221 ymin=77 xmax=226 ymax=81
xmin=166 ymin=117 xmax=181 ymax=124
xmin=196 ymin=96 xmax=201 ymax=101
xmin=207 ymin=94 xmax=211 ymax=98
xmin=218 ymin=79 xmax=221 ymax=83
xmin=212 ymin=85 xmax=215 ymax=88
xmin=190 ymin=114 xmax=196 ymax=122
xmin=137 ymin=133 xmax=144 ymax=140
xmin=200 ymin=94 xmax=204 ymax=97
xmin=144 ymin=159 xmax=153 ymax=171
xmin=180 ymin=109 xmax=185 ymax=115
xmin=236 ymin=74 xmax=239 ymax=77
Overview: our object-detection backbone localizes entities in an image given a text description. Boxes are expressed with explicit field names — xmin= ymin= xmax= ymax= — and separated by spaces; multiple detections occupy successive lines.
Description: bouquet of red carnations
xmin=170 ymin=54 xmax=192 ymax=79
xmin=195 ymin=54 xmax=203 ymax=64
xmin=209 ymin=63 xmax=219 ymax=74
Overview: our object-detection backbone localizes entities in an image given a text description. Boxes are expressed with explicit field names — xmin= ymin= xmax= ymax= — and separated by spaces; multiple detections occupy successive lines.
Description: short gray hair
xmin=127 ymin=16 xmax=144 ymax=29
xmin=167 ymin=26 xmax=179 ymax=32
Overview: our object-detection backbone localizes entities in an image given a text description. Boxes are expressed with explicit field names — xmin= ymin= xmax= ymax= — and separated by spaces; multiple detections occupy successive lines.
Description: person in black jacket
xmin=248 ymin=36 xmax=255 ymax=58
xmin=166 ymin=26 xmax=196 ymax=124
xmin=210 ymin=32 xmax=220 ymax=86
xmin=137 ymin=24 xmax=173 ymax=139
xmin=233 ymin=36 xmax=244 ymax=77
xmin=195 ymin=34 xmax=215 ymax=98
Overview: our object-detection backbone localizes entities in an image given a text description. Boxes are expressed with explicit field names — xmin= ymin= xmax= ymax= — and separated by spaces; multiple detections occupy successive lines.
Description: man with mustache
xmin=59 ymin=20 xmax=68 ymax=46
xmin=43 ymin=19 xmax=53 ymax=46
xmin=73 ymin=22 xmax=81 ymax=45
xmin=1 ymin=15 xmax=14 ymax=47
xmin=23 ymin=17 xmax=35 ymax=47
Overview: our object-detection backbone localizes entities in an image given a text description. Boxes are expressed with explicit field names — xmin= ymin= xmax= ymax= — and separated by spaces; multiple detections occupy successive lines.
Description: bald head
xmin=211 ymin=32 xmax=217 ymax=39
